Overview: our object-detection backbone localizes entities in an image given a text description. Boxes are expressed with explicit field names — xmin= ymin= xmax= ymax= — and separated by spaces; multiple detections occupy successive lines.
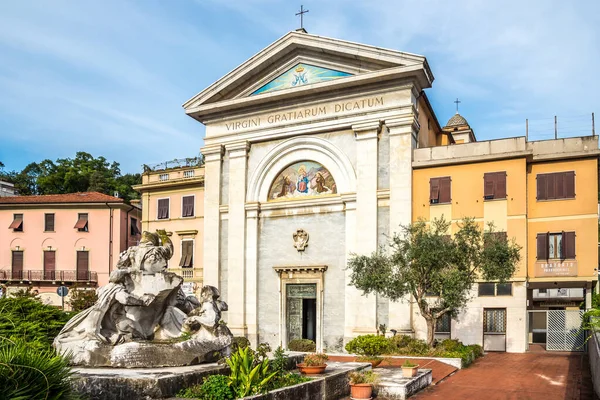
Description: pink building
xmin=0 ymin=192 xmax=141 ymax=306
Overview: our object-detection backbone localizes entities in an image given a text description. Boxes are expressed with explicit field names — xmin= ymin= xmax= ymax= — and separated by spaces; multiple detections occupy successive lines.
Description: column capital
xmin=352 ymin=120 xmax=382 ymax=141
xmin=201 ymin=144 xmax=224 ymax=162
xmin=385 ymin=113 xmax=420 ymax=136
xmin=226 ymin=141 xmax=250 ymax=159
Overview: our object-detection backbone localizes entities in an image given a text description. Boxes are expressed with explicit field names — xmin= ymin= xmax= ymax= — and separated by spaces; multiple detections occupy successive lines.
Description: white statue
xmin=53 ymin=230 xmax=232 ymax=368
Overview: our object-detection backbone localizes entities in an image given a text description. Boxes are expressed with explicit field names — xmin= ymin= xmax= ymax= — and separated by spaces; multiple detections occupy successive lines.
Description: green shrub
xmin=467 ymin=344 xmax=483 ymax=358
xmin=178 ymin=374 xmax=234 ymax=400
xmin=0 ymin=338 xmax=80 ymax=400
xmin=287 ymin=338 xmax=316 ymax=352
xmin=438 ymin=339 xmax=463 ymax=352
xmin=384 ymin=335 xmax=483 ymax=366
xmin=68 ymin=286 xmax=98 ymax=312
xmin=302 ymin=352 xmax=328 ymax=366
xmin=345 ymin=335 xmax=390 ymax=356
xmin=0 ymin=296 xmax=72 ymax=351
xmin=387 ymin=335 xmax=413 ymax=352
xmin=402 ymin=359 xmax=418 ymax=368
xmin=226 ymin=345 xmax=277 ymax=397
xmin=231 ymin=336 xmax=250 ymax=350
xmin=405 ymin=338 xmax=429 ymax=355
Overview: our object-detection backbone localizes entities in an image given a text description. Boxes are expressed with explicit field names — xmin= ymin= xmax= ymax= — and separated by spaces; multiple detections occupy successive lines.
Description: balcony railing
xmin=0 ymin=269 xmax=98 ymax=283
xmin=168 ymin=267 xmax=203 ymax=281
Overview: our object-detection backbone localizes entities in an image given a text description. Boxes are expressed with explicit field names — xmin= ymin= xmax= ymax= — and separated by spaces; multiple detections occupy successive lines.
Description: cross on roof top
xmin=296 ymin=5 xmax=309 ymax=30
xmin=454 ymin=98 xmax=461 ymax=113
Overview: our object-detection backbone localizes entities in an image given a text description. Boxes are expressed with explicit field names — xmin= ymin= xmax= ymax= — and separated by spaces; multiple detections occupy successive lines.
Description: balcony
xmin=0 ymin=269 xmax=98 ymax=284
xmin=168 ymin=267 xmax=203 ymax=282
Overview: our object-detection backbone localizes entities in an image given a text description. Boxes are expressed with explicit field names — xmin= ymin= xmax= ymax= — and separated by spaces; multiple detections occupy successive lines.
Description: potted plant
xmin=401 ymin=359 xmax=419 ymax=378
xmin=348 ymin=370 xmax=379 ymax=399
xmin=297 ymin=352 xmax=328 ymax=375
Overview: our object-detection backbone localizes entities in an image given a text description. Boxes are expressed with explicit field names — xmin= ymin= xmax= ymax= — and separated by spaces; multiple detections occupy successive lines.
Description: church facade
xmin=183 ymin=31 xmax=599 ymax=353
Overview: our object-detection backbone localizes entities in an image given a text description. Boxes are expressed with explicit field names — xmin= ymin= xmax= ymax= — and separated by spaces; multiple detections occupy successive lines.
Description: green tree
xmin=347 ymin=217 xmax=521 ymax=346
xmin=67 ymin=286 xmax=98 ymax=313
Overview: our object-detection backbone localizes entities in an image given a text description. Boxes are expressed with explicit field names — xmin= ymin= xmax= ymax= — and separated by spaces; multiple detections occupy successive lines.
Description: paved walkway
xmin=413 ymin=352 xmax=598 ymax=400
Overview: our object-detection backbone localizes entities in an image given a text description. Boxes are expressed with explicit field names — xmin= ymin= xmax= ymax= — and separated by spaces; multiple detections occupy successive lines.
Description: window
xmin=478 ymin=282 xmax=512 ymax=296
xmin=76 ymin=251 xmax=89 ymax=280
xmin=536 ymin=232 xmax=576 ymax=260
xmin=536 ymin=172 xmax=575 ymax=200
xmin=159 ymin=173 xmax=169 ymax=181
xmin=43 ymin=251 xmax=56 ymax=280
xmin=435 ymin=313 xmax=451 ymax=334
xmin=11 ymin=250 xmax=23 ymax=280
xmin=130 ymin=217 xmax=140 ymax=236
xmin=157 ymin=199 xmax=169 ymax=219
xmin=483 ymin=308 xmax=506 ymax=333
xmin=74 ymin=213 xmax=88 ymax=232
xmin=483 ymin=172 xmax=507 ymax=200
xmin=496 ymin=283 xmax=512 ymax=296
xmin=182 ymin=196 xmax=195 ymax=217
xmin=183 ymin=170 xmax=194 ymax=178
xmin=9 ymin=214 xmax=23 ymax=231
xmin=429 ymin=177 xmax=451 ymax=204
xmin=179 ymin=240 xmax=193 ymax=268
xmin=478 ymin=283 xmax=496 ymax=296
xmin=538 ymin=288 xmax=547 ymax=294
xmin=45 ymin=213 xmax=55 ymax=231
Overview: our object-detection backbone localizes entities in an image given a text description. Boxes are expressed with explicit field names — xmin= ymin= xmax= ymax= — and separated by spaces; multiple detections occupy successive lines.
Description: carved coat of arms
xmin=293 ymin=229 xmax=309 ymax=251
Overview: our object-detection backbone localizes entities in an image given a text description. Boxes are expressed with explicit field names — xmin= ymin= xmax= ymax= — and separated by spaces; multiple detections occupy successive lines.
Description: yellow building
xmin=413 ymin=113 xmax=599 ymax=351
xmin=133 ymin=158 xmax=205 ymax=294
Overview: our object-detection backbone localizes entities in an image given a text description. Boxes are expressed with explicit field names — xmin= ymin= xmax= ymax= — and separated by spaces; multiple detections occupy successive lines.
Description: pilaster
xmin=385 ymin=114 xmax=419 ymax=332
xmin=201 ymin=144 xmax=223 ymax=288
xmin=347 ymin=120 xmax=381 ymax=336
xmin=226 ymin=141 xmax=250 ymax=336
xmin=245 ymin=202 xmax=260 ymax=347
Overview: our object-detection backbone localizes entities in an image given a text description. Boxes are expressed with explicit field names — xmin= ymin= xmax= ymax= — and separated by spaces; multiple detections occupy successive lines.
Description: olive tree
xmin=347 ymin=217 xmax=521 ymax=346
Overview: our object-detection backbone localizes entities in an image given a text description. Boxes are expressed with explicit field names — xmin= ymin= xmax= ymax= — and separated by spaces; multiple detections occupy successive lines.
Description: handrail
xmin=0 ymin=269 xmax=98 ymax=282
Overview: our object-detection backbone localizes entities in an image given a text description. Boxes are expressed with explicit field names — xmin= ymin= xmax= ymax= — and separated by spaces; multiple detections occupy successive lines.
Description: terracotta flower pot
xmin=350 ymin=383 xmax=373 ymax=399
xmin=356 ymin=357 xmax=383 ymax=368
xmin=297 ymin=363 xmax=327 ymax=375
xmin=401 ymin=365 xmax=419 ymax=378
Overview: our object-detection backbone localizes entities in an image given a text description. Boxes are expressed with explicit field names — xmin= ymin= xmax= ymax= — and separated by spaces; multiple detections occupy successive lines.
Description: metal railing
xmin=0 ymin=269 xmax=98 ymax=283
xmin=143 ymin=156 xmax=204 ymax=173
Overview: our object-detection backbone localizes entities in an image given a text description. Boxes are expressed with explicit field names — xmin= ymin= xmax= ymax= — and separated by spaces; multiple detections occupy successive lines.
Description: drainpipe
xmin=106 ymin=202 xmax=114 ymax=273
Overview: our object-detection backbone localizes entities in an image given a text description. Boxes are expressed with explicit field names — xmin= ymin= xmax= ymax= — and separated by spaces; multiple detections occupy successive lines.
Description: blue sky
xmin=1 ymin=0 xmax=599 ymax=173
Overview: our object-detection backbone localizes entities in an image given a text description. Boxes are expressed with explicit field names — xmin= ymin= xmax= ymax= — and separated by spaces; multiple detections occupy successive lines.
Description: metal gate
xmin=546 ymin=310 xmax=585 ymax=351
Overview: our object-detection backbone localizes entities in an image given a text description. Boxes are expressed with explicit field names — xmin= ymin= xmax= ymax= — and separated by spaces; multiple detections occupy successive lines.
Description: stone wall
xmin=257 ymin=212 xmax=346 ymax=351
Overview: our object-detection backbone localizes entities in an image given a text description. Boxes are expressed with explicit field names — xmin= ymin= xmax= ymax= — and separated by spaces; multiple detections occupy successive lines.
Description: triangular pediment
xmin=184 ymin=31 xmax=433 ymax=120
xmin=251 ymin=63 xmax=352 ymax=96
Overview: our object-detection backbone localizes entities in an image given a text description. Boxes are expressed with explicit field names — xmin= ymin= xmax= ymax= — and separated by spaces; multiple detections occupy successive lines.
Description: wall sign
xmin=534 ymin=261 xmax=577 ymax=277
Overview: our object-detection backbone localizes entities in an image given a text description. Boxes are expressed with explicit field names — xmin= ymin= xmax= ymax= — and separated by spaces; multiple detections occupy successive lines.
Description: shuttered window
xmin=74 ymin=213 xmax=88 ymax=232
xmin=76 ymin=251 xmax=89 ymax=280
xmin=157 ymin=199 xmax=169 ymax=219
xmin=179 ymin=240 xmax=193 ymax=268
xmin=537 ymin=231 xmax=576 ymax=260
xmin=9 ymin=214 xmax=23 ymax=231
xmin=182 ymin=196 xmax=195 ymax=217
xmin=12 ymin=251 xmax=23 ymax=280
xmin=44 ymin=251 xmax=56 ymax=280
xmin=483 ymin=172 xmax=507 ymax=200
xmin=430 ymin=177 xmax=451 ymax=204
xmin=536 ymin=172 xmax=575 ymax=200
xmin=130 ymin=217 xmax=140 ymax=236
xmin=45 ymin=213 xmax=55 ymax=232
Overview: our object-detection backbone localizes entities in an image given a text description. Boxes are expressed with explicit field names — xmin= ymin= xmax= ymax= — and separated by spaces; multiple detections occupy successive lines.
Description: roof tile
xmin=0 ymin=192 xmax=124 ymax=204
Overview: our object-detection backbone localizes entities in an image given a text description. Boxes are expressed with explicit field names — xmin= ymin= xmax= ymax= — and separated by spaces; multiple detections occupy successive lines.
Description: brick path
xmin=413 ymin=352 xmax=598 ymax=400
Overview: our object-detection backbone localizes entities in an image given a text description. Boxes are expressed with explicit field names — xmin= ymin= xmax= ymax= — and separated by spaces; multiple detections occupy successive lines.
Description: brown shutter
xmin=555 ymin=173 xmax=565 ymax=199
xmin=77 ymin=251 xmax=89 ymax=280
xmin=158 ymin=199 xmax=169 ymax=219
xmin=12 ymin=251 xmax=23 ymax=279
xmin=429 ymin=178 xmax=440 ymax=202
xmin=74 ymin=214 xmax=88 ymax=229
xmin=495 ymin=172 xmax=507 ymax=199
xmin=44 ymin=251 xmax=56 ymax=280
xmin=179 ymin=241 xmax=193 ymax=267
xmin=564 ymin=231 xmax=576 ymax=259
xmin=45 ymin=214 xmax=54 ymax=231
xmin=182 ymin=196 xmax=194 ymax=217
xmin=9 ymin=214 xmax=23 ymax=230
xmin=537 ymin=174 xmax=547 ymax=200
xmin=565 ymin=171 xmax=575 ymax=198
xmin=546 ymin=174 xmax=556 ymax=199
xmin=439 ymin=177 xmax=452 ymax=203
xmin=536 ymin=233 xmax=548 ymax=260
xmin=484 ymin=173 xmax=495 ymax=198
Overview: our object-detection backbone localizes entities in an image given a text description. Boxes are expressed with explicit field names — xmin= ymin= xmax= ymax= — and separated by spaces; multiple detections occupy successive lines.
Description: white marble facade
xmin=184 ymin=31 xmax=430 ymax=351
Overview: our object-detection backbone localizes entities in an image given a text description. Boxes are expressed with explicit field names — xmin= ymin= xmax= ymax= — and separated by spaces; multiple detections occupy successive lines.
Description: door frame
xmin=482 ymin=307 xmax=507 ymax=352
xmin=274 ymin=265 xmax=327 ymax=352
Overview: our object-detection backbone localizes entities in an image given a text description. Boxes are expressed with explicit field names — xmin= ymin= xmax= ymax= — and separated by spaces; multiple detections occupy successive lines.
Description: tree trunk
xmin=425 ymin=317 xmax=436 ymax=347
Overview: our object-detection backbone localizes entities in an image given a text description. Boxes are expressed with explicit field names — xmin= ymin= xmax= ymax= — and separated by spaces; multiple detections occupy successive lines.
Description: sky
xmin=1 ymin=0 xmax=599 ymax=174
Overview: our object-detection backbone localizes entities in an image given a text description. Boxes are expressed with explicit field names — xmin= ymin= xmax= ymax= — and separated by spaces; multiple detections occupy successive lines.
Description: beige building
xmin=133 ymin=158 xmax=205 ymax=293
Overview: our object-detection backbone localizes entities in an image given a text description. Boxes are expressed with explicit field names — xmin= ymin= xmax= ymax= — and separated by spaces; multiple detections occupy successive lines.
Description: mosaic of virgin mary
xmin=268 ymin=161 xmax=337 ymax=201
